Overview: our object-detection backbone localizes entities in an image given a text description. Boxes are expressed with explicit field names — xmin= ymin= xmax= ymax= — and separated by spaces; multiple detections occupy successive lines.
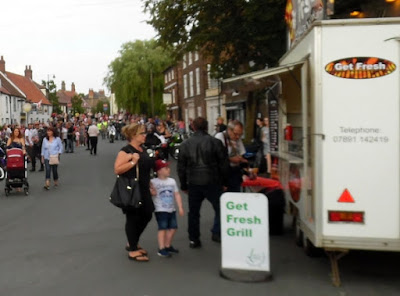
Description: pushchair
xmin=4 ymin=148 xmax=29 ymax=196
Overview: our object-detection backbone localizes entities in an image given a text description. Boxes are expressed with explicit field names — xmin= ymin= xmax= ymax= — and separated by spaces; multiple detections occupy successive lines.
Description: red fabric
xmin=6 ymin=148 xmax=25 ymax=170
xmin=241 ymin=176 xmax=283 ymax=190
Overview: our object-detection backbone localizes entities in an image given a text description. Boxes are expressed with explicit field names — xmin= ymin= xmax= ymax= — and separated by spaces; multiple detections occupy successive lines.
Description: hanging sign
xmin=285 ymin=0 xmax=323 ymax=44
xmin=325 ymin=57 xmax=396 ymax=79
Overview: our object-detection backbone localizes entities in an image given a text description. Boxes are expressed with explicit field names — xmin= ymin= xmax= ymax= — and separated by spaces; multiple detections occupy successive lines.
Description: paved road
xmin=0 ymin=139 xmax=399 ymax=296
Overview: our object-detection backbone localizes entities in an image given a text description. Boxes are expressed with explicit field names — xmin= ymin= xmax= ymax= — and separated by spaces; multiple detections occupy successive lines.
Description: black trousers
xmin=187 ymin=184 xmax=223 ymax=242
xmin=124 ymin=206 xmax=153 ymax=251
xmin=89 ymin=137 xmax=98 ymax=154
xmin=28 ymin=145 xmax=42 ymax=170
xmin=227 ymin=166 xmax=243 ymax=192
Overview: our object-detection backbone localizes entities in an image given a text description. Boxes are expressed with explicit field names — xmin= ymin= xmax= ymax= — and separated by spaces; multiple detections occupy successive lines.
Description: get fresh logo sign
xmin=325 ymin=57 xmax=396 ymax=79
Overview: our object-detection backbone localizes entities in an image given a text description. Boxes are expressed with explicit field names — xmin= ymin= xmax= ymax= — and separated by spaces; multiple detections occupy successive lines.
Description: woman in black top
xmin=114 ymin=123 xmax=154 ymax=262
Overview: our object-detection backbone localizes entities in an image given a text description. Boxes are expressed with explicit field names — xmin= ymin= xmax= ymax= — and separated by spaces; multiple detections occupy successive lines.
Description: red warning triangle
xmin=338 ymin=189 xmax=355 ymax=203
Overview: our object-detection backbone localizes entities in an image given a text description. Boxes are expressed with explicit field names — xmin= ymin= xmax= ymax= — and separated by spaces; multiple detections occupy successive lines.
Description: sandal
xmin=125 ymin=244 xmax=148 ymax=255
xmin=128 ymin=253 xmax=149 ymax=262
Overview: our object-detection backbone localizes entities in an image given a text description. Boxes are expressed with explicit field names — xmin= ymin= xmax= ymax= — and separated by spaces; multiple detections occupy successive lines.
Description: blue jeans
xmin=187 ymin=184 xmax=223 ymax=241
xmin=66 ymin=139 xmax=74 ymax=152
xmin=44 ymin=159 xmax=59 ymax=181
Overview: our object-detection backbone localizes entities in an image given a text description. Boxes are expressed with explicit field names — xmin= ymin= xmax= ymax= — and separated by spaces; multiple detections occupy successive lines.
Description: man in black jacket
xmin=177 ymin=117 xmax=229 ymax=248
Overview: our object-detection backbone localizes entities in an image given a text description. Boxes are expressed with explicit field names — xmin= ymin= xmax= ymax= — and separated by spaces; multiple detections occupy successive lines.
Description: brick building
xmin=163 ymin=51 xmax=224 ymax=134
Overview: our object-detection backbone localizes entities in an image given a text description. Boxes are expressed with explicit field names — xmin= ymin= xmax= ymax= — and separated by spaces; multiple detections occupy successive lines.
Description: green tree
xmin=143 ymin=0 xmax=286 ymax=78
xmin=93 ymin=100 xmax=110 ymax=115
xmin=71 ymin=94 xmax=84 ymax=115
xmin=104 ymin=39 xmax=173 ymax=116
xmin=41 ymin=80 xmax=62 ymax=114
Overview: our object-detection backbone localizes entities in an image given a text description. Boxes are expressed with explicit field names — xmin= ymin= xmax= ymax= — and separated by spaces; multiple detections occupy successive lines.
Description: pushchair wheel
xmin=24 ymin=188 xmax=29 ymax=196
xmin=0 ymin=167 xmax=5 ymax=180
xmin=4 ymin=188 xmax=10 ymax=196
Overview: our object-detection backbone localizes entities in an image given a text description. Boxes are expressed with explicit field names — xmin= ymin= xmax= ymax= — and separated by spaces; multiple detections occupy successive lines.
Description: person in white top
xmin=215 ymin=120 xmax=248 ymax=192
xmin=25 ymin=123 xmax=34 ymax=170
xmin=87 ymin=120 xmax=100 ymax=155
xmin=5 ymin=125 xmax=12 ymax=139
xmin=61 ymin=124 xmax=68 ymax=151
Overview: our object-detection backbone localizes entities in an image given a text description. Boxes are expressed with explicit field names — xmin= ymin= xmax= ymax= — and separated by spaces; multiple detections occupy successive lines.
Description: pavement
xmin=0 ymin=139 xmax=399 ymax=296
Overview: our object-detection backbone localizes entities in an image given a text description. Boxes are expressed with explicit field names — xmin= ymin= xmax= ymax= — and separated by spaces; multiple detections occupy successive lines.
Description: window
xmin=165 ymin=74 xmax=168 ymax=83
xmin=13 ymin=97 xmax=16 ymax=112
xmin=194 ymin=51 xmax=199 ymax=61
xmin=6 ymin=97 xmax=8 ymax=113
xmin=197 ymin=106 xmax=202 ymax=117
xmin=189 ymin=71 xmax=194 ymax=97
xmin=172 ymin=89 xmax=175 ymax=104
xmin=196 ymin=68 xmax=201 ymax=95
xmin=183 ymin=74 xmax=188 ymax=98
xmin=171 ymin=69 xmax=174 ymax=80
xmin=207 ymin=64 xmax=219 ymax=89
xmin=183 ymin=55 xmax=187 ymax=68
xmin=188 ymin=52 xmax=192 ymax=65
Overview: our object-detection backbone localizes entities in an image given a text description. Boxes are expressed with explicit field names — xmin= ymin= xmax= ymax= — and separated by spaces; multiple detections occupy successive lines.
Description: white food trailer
xmin=223 ymin=17 xmax=400 ymax=286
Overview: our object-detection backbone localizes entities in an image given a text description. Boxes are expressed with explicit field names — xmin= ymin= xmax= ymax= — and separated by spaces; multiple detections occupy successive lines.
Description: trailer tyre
xmin=303 ymin=235 xmax=323 ymax=257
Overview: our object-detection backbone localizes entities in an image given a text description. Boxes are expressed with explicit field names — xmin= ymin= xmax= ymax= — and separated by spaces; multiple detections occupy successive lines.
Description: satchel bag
xmin=109 ymin=164 xmax=142 ymax=209
xmin=49 ymin=155 xmax=59 ymax=165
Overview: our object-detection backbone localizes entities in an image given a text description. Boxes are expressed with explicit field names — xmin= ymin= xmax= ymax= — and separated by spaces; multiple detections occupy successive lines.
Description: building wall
xmin=180 ymin=51 xmax=209 ymax=131
xmin=27 ymin=105 xmax=53 ymax=124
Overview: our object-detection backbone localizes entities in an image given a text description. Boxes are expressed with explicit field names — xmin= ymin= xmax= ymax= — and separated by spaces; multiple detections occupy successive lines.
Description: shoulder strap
xmin=125 ymin=145 xmax=140 ymax=181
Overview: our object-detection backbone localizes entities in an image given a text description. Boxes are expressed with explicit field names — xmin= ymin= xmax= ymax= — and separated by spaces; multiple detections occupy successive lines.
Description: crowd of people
xmin=1 ymin=111 xmax=272 ymax=262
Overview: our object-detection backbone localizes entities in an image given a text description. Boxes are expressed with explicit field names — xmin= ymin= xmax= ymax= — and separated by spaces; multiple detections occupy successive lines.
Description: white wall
xmin=0 ymin=94 xmax=25 ymax=126
xmin=26 ymin=104 xmax=52 ymax=124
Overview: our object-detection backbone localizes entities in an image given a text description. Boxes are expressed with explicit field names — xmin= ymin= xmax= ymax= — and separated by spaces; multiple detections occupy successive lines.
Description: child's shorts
xmin=155 ymin=211 xmax=178 ymax=230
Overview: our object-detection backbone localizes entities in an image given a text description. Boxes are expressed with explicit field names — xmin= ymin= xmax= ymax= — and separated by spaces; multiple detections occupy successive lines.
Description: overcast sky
xmin=2 ymin=0 xmax=156 ymax=95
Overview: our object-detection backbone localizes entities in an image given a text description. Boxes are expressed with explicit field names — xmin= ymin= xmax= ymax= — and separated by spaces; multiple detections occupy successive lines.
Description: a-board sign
xmin=220 ymin=192 xmax=271 ymax=281
xmin=268 ymin=90 xmax=279 ymax=153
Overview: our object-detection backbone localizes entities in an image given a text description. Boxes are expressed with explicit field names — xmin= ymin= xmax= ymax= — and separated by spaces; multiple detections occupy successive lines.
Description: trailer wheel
xmin=303 ymin=235 xmax=323 ymax=257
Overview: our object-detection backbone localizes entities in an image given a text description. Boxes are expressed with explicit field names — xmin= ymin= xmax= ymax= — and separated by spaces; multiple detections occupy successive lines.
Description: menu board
xmin=268 ymin=92 xmax=279 ymax=153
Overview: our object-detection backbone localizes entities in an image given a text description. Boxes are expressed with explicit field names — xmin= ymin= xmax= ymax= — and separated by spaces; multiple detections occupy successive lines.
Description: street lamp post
xmin=23 ymin=103 xmax=32 ymax=125
xmin=150 ymin=69 xmax=154 ymax=117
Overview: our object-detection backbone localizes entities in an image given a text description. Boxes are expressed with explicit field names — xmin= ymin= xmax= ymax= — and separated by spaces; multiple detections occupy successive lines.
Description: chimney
xmin=71 ymin=82 xmax=76 ymax=92
xmin=61 ymin=81 xmax=66 ymax=91
xmin=24 ymin=65 xmax=33 ymax=79
xmin=89 ymin=89 xmax=94 ymax=99
xmin=0 ymin=56 xmax=5 ymax=73
xmin=99 ymin=89 xmax=105 ymax=97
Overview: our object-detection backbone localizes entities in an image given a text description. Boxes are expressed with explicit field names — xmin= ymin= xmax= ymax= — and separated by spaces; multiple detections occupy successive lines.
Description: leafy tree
xmin=71 ymin=94 xmax=84 ymax=115
xmin=41 ymin=80 xmax=62 ymax=114
xmin=143 ymin=0 xmax=286 ymax=78
xmin=104 ymin=39 xmax=172 ymax=116
xmin=93 ymin=100 xmax=110 ymax=115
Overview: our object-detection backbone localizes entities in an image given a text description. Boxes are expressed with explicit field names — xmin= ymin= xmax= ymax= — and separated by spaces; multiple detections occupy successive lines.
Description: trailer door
xmin=320 ymin=23 xmax=400 ymax=246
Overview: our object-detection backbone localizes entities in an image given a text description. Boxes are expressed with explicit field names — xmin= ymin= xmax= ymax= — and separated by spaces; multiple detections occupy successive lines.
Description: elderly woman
xmin=114 ymin=123 xmax=154 ymax=262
